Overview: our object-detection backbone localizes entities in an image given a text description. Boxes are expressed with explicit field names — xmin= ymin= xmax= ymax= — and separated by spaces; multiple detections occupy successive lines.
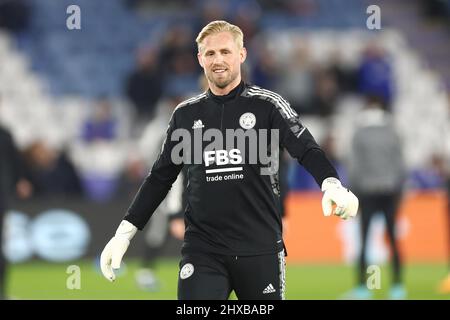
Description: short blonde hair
xmin=196 ymin=20 xmax=244 ymax=53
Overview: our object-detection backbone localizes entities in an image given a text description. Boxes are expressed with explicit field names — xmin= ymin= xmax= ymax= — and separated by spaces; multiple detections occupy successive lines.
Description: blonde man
xmin=101 ymin=21 xmax=358 ymax=300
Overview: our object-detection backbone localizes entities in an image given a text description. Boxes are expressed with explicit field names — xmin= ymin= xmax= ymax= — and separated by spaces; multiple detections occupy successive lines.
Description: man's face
xmin=197 ymin=32 xmax=246 ymax=91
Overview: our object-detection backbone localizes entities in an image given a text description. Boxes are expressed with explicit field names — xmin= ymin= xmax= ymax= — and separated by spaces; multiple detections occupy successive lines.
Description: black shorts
xmin=177 ymin=250 xmax=286 ymax=300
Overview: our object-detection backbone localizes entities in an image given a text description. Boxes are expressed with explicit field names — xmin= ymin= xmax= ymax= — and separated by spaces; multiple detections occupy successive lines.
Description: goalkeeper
xmin=100 ymin=20 xmax=358 ymax=300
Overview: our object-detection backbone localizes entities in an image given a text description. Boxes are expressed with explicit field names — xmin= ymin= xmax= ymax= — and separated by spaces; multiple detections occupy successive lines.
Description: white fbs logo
xmin=170 ymin=125 xmax=279 ymax=175
xmin=204 ymin=149 xmax=242 ymax=169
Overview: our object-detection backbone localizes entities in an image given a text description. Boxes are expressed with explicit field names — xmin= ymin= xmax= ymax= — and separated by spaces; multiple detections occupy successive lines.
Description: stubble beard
xmin=207 ymin=68 xmax=238 ymax=89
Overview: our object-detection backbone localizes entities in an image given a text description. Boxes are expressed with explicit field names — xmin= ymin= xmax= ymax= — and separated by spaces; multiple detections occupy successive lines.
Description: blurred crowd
xmin=0 ymin=0 xmax=448 ymax=204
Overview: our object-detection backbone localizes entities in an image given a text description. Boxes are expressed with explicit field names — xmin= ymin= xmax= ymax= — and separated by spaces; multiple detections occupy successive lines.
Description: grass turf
xmin=5 ymin=259 xmax=449 ymax=300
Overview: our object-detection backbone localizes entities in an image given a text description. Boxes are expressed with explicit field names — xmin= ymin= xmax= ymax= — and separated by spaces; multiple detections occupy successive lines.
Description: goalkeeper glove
xmin=100 ymin=220 xmax=137 ymax=282
xmin=321 ymin=177 xmax=359 ymax=220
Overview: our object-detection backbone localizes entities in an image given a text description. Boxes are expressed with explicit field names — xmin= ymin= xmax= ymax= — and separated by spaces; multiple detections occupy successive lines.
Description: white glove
xmin=321 ymin=177 xmax=359 ymax=220
xmin=100 ymin=220 xmax=137 ymax=282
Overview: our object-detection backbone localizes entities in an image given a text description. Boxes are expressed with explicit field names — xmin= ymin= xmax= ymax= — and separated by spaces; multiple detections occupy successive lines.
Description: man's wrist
xmin=321 ymin=177 xmax=342 ymax=192
xmin=115 ymin=220 xmax=138 ymax=241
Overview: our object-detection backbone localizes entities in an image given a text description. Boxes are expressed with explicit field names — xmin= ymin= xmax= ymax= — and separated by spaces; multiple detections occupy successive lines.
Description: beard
xmin=206 ymin=68 xmax=238 ymax=89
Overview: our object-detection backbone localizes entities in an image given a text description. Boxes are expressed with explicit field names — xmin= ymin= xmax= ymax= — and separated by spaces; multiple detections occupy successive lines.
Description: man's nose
xmin=213 ymin=53 xmax=224 ymax=64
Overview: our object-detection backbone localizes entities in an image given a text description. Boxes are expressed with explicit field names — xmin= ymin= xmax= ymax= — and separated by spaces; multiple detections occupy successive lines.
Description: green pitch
xmin=5 ymin=259 xmax=450 ymax=300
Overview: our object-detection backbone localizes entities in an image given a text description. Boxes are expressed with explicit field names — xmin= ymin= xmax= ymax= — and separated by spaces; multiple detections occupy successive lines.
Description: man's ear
xmin=197 ymin=52 xmax=204 ymax=68
xmin=240 ymin=47 xmax=247 ymax=63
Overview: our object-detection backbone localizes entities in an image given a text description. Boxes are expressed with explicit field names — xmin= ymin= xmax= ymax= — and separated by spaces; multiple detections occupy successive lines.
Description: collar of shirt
xmin=207 ymin=81 xmax=245 ymax=104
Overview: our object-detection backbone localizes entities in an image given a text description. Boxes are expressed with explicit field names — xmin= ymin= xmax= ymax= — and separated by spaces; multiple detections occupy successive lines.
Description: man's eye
xmin=207 ymin=52 xmax=214 ymax=56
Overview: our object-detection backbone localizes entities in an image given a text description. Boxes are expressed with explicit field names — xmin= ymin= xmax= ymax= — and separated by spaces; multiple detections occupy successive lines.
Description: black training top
xmin=124 ymin=81 xmax=338 ymax=256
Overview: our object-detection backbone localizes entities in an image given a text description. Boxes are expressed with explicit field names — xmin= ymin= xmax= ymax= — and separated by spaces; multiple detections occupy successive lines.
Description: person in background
xmin=82 ymin=97 xmax=118 ymax=143
xmin=22 ymin=141 xmax=82 ymax=197
xmin=0 ymin=95 xmax=32 ymax=299
xmin=358 ymin=43 xmax=393 ymax=110
xmin=125 ymin=47 xmax=163 ymax=122
xmin=0 ymin=0 xmax=30 ymax=33
xmin=345 ymin=95 xmax=406 ymax=299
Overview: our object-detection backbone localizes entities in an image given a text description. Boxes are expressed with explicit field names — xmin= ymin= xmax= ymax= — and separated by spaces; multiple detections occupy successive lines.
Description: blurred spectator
xmin=0 ymin=0 xmax=30 ymax=33
xmin=162 ymin=52 xmax=200 ymax=98
xmin=82 ymin=98 xmax=118 ymax=143
xmin=259 ymin=0 xmax=317 ymax=16
xmin=193 ymin=0 xmax=229 ymax=35
xmin=327 ymin=50 xmax=357 ymax=93
xmin=276 ymin=39 xmax=314 ymax=114
xmin=311 ymin=67 xmax=340 ymax=117
xmin=344 ymin=97 xmax=406 ymax=299
xmin=231 ymin=1 xmax=262 ymax=45
xmin=251 ymin=43 xmax=279 ymax=90
xmin=152 ymin=25 xmax=201 ymax=106
xmin=358 ymin=43 xmax=393 ymax=109
xmin=125 ymin=0 xmax=146 ymax=9
xmin=125 ymin=47 xmax=163 ymax=120
xmin=420 ymin=0 xmax=450 ymax=21
xmin=0 ymin=97 xmax=32 ymax=299
xmin=284 ymin=0 xmax=318 ymax=17
xmin=408 ymin=154 xmax=448 ymax=190
xmin=23 ymin=141 xmax=82 ymax=197
xmin=74 ymin=98 xmax=127 ymax=202
xmin=125 ymin=0 xmax=191 ymax=10
xmin=159 ymin=25 xmax=198 ymax=77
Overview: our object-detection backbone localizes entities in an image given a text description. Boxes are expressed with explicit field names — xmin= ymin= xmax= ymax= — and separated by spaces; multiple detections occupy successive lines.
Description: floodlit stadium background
xmin=0 ymin=0 xmax=449 ymax=299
